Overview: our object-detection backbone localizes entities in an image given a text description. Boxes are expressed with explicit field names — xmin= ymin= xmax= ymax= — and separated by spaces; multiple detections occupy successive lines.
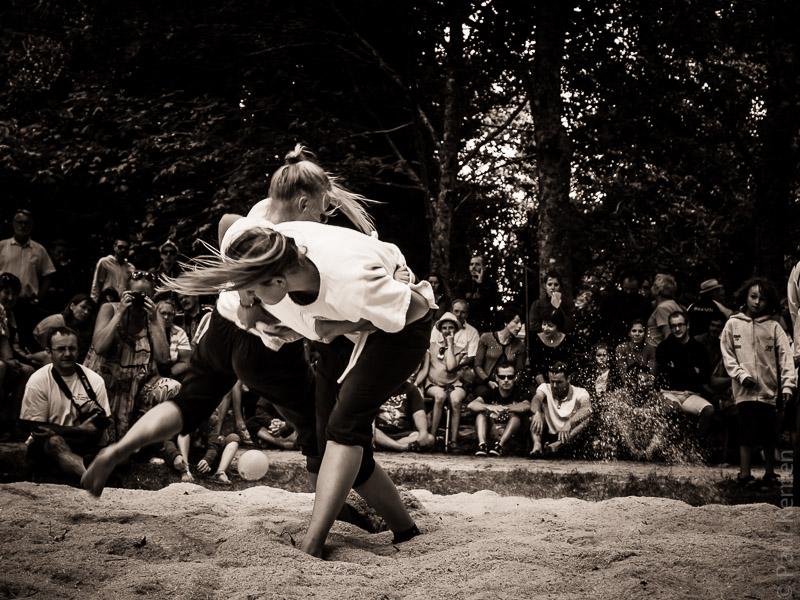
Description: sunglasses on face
xmin=496 ymin=374 xmax=515 ymax=381
xmin=130 ymin=271 xmax=157 ymax=283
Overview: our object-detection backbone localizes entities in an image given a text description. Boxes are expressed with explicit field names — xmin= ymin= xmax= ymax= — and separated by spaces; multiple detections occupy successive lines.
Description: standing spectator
xmin=694 ymin=315 xmax=726 ymax=375
xmin=528 ymin=270 xmax=574 ymax=336
xmin=473 ymin=305 xmax=526 ymax=398
xmin=571 ymin=288 xmax=603 ymax=364
xmin=529 ymin=308 xmax=574 ymax=386
xmin=599 ymin=270 xmax=652 ymax=344
xmin=615 ymin=319 xmax=656 ymax=382
xmin=90 ymin=238 xmax=136 ymax=302
xmin=721 ymin=278 xmax=795 ymax=484
xmin=32 ymin=293 xmax=97 ymax=362
xmin=150 ymin=240 xmax=182 ymax=282
xmin=655 ymin=310 xmax=715 ymax=435
xmin=18 ymin=327 xmax=110 ymax=480
xmin=687 ymin=279 xmax=733 ymax=337
xmin=529 ymin=361 xmax=592 ymax=457
xmin=647 ymin=273 xmax=683 ymax=348
xmin=83 ymin=271 xmax=179 ymax=441
xmin=427 ymin=272 xmax=451 ymax=321
xmin=46 ymin=239 xmax=84 ymax=312
xmin=420 ymin=312 xmax=468 ymax=451
xmin=468 ymin=362 xmax=530 ymax=456
xmin=0 ymin=209 xmax=56 ymax=348
xmin=453 ymin=255 xmax=498 ymax=333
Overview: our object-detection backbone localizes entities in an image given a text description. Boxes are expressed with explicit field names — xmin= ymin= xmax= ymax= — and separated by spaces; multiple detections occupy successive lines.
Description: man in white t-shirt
xmin=19 ymin=327 xmax=110 ymax=479
xmin=529 ymin=361 xmax=592 ymax=457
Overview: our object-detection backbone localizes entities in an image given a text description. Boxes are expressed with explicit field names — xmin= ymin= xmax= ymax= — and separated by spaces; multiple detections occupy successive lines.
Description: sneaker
xmin=736 ymin=474 xmax=755 ymax=486
xmin=474 ymin=443 xmax=488 ymax=457
xmin=489 ymin=442 xmax=504 ymax=457
xmin=761 ymin=473 xmax=780 ymax=485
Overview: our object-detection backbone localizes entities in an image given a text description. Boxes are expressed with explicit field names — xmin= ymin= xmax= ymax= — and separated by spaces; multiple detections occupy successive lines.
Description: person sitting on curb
xmin=18 ymin=327 xmax=111 ymax=480
xmin=373 ymin=380 xmax=435 ymax=452
xmin=529 ymin=361 xmax=592 ymax=457
xmin=468 ymin=361 xmax=530 ymax=457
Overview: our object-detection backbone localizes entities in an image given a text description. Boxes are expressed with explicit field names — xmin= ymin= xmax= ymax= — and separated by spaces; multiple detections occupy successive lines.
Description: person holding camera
xmin=19 ymin=326 xmax=110 ymax=480
xmin=84 ymin=271 xmax=179 ymax=441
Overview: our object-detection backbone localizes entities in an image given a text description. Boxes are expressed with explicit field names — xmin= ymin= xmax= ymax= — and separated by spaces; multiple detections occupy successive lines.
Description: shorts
xmin=663 ymin=390 xmax=712 ymax=416
xmin=737 ymin=401 xmax=777 ymax=447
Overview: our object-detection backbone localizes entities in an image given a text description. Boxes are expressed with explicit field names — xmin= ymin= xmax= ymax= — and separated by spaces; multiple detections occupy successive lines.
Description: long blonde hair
xmin=270 ymin=145 xmax=377 ymax=234
xmin=161 ymin=227 xmax=302 ymax=296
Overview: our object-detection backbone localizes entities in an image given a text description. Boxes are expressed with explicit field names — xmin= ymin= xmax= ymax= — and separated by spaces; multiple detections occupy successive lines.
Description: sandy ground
xmin=1 ymin=481 xmax=797 ymax=600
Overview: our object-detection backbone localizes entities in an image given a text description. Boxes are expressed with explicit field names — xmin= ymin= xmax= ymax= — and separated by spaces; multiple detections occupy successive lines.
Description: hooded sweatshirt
xmin=720 ymin=313 xmax=796 ymax=406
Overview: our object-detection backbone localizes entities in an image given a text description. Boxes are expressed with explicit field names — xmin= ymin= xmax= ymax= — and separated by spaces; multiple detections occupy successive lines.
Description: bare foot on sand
xmin=81 ymin=446 xmax=122 ymax=497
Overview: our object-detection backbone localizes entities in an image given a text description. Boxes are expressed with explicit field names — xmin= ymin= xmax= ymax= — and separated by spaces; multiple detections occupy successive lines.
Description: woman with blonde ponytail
xmin=82 ymin=148 xmax=401 ymax=542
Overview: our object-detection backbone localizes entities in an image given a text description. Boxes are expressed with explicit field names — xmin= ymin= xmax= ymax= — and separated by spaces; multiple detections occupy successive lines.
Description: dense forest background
xmin=1 ymin=0 xmax=798 ymax=303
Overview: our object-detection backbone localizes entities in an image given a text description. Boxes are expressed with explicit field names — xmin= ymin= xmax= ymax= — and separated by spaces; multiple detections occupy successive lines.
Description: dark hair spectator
xmin=32 ymin=293 xmax=97 ymax=362
xmin=529 ymin=309 xmax=574 ymax=386
xmin=735 ymin=278 xmax=779 ymax=315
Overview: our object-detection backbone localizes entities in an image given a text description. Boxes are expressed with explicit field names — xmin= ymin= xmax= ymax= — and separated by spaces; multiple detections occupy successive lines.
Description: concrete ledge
xmin=0 ymin=443 xmax=788 ymax=507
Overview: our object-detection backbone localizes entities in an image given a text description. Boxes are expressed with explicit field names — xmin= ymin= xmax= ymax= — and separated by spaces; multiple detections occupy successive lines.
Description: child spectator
xmin=468 ymin=362 xmax=530 ymax=456
xmin=720 ymin=278 xmax=796 ymax=485
xmin=246 ymin=396 xmax=298 ymax=450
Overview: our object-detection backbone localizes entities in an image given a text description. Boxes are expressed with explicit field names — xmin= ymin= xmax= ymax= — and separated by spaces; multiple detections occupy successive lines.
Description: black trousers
xmin=314 ymin=314 xmax=431 ymax=486
xmin=173 ymin=310 xmax=319 ymax=472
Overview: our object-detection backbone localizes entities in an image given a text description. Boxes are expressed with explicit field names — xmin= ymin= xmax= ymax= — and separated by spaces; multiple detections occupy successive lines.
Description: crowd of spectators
xmin=1 ymin=207 xmax=798 ymax=488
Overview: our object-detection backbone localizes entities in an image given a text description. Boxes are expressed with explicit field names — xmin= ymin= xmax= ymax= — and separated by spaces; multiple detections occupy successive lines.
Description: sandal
xmin=407 ymin=441 xmax=421 ymax=452
xmin=238 ymin=426 xmax=254 ymax=446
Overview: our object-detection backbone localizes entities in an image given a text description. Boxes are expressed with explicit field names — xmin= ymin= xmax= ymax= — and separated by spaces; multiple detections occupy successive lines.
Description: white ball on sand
xmin=237 ymin=450 xmax=270 ymax=481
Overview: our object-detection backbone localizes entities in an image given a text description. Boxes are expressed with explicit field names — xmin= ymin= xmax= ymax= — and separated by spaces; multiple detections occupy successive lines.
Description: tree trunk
xmin=527 ymin=0 xmax=574 ymax=297
xmin=427 ymin=4 xmax=465 ymax=282
xmin=753 ymin=1 xmax=800 ymax=281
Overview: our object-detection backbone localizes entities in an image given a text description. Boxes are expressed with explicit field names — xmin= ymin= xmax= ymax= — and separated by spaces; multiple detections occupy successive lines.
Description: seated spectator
xmin=164 ymin=409 xmax=240 ymax=485
xmin=468 ymin=362 xmax=530 ymax=457
xmin=175 ymin=293 xmax=213 ymax=347
xmin=18 ymin=327 xmax=110 ymax=480
xmin=246 ymin=396 xmax=299 ymax=450
xmin=84 ymin=271 xmax=180 ymax=441
xmin=647 ymin=273 xmax=683 ymax=348
xmin=0 ymin=272 xmax=35 ymax=435
xmin=571 ymin=287 xmax=603 ymax=362
xmin=32 ymin=293 xmax=97 ymax=362
xmin=655 ymin=310 xmax=715 ymax=435
xmin=473 ymin=305 xmax=526 ymax=398
xmin=155 ymin=297 xmax=191 ymax=381
xmin=373 ymin=380 xmax=435 ymax=452
xmin=599 ymin=270 xmax=652 ymax=344
xmin=431 ymin=299 xmax=480 ymax=387
xmin=529 ymin=308 xmax=574 ymax=386
xmin=427 ymin=272 xmax=451 ymax=321
xmin=529 ymin=361 xmax=592 ymax=457
xmin=687 ymin=279 xmax=733 ymax=337
xmin=615 ymin=319 xmax=656 ymax=384
xmin=577 ymin=342 xmax=621 ymax=399
xmin=453 ymin=255 xmax=498 ymax=333
xmin=150 ymin=240 xmax=182 ymax=282
xmin=420 ymin=312 xmax=468 ymax=451
xmin=528 ymin=270 xmax=574 ymax=335
xmin=721 ymin=278 xmax=796 ymax=484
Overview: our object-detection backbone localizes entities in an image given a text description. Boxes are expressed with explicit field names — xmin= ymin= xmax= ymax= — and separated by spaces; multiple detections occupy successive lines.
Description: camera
xmin=129 ymin=291 xmax=146 ymax=309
